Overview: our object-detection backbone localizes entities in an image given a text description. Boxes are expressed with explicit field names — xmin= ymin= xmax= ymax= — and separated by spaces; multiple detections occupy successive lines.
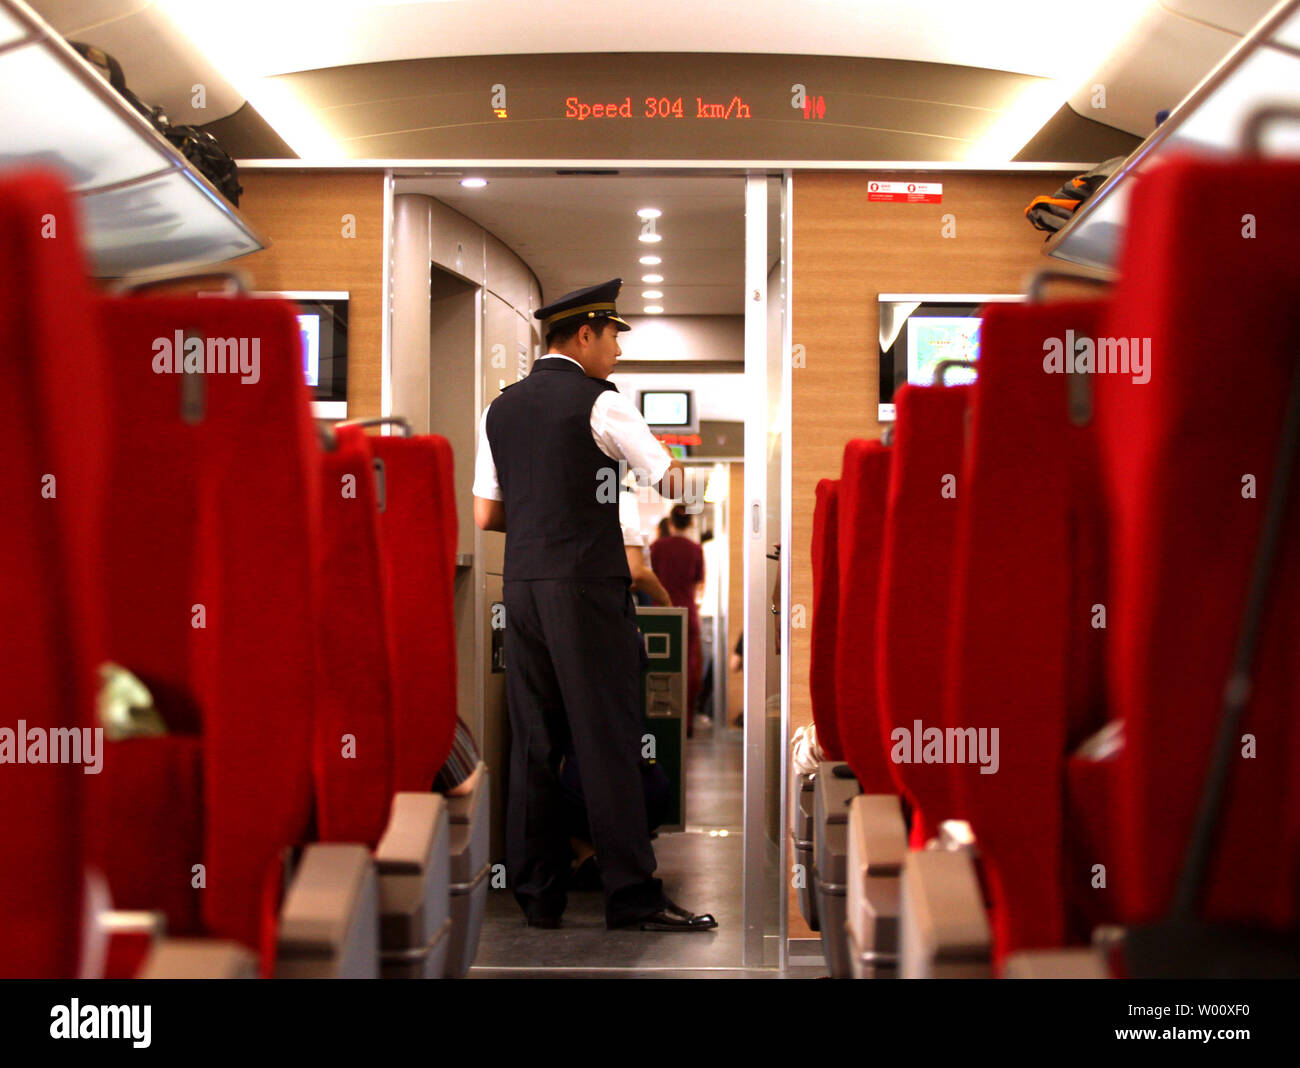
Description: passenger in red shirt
xmin=650 ymin=504 xmax=705 ymax=736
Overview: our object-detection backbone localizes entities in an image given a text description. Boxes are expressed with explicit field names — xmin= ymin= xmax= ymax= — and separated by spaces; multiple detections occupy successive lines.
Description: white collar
xmin=537 ymin=353 xmax=584 ymax=371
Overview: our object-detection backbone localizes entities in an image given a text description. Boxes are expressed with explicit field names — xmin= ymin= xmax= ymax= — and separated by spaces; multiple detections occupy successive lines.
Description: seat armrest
xmin=845 ymin=795 xmax=907 ymax=976
xmin=374 ymin=792 xmax=451 ymax=977
xmin=275 ymin=843 xmax=379 ymax=979
xmin=849 ymin=795 xmax=907 ymax=875
xmin=814 ymin=762 xmax=861 ymax=827
xmin=137 ymin=939 xmax=259 ymax=979
xmin=375 ymin=793 xmax=447 ymax=873
xmin=899 ymin=850 xmax=992 ymax=979
xmin=1002 ymin=948 xmax=1110 ymax=978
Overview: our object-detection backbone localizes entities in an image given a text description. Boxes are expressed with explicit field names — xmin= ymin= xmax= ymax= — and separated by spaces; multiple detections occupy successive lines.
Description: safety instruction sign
xmin=868 ymin=180 xmax=943 ymax=203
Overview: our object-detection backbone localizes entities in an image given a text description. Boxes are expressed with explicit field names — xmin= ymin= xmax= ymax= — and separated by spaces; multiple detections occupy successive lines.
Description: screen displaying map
xmin=906 ymin=315 xmax=980 ymax=388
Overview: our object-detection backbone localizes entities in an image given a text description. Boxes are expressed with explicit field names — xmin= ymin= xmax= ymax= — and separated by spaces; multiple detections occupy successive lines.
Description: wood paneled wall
xmin=230 ymin=171 xmax=387 ymax=418
xmin=786 ymin=169 xmax=1070 ymax=940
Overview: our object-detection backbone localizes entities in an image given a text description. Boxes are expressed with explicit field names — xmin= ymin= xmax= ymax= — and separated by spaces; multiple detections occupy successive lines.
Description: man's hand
xmin=654 ymin=437 xmax=688 ymax=501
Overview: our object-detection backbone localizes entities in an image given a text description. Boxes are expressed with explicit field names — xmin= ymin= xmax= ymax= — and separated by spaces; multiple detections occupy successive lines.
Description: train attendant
xmin=473 ymin=278 xmax=717 ymax=932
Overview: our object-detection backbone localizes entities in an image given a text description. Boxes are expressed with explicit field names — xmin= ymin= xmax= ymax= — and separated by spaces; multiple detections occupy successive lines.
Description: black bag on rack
xmin=1024 ymin=155 xmax=1124 ymax=235
xmin=69 ymin=41 xmax=243 ymax=207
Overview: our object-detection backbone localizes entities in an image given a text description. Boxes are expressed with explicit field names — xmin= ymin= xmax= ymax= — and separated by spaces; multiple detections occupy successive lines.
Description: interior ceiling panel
xmin=122 ymin=0 xmax=1122 ymax=81
xmin=24 ymin=0 xmax=1277 ymax=316
xmin=272 ymin=52 xmax=1042 ymax=162
xmin=28 ymin=1 xmax=1279 ymax=156
xmin=29 ymin=0 xmax=244 ymax=120
xmin=1065 ymin=1 xmax=1269 ymax=136
xmin=1162 ymin=0 xmax=1279 ymax=36
xmin=399 ymin=175 xmax=756 ymax=314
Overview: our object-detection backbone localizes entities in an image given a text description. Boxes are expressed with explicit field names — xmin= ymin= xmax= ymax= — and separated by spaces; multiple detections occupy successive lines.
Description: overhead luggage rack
xmin=0 ymin=0 xmax=265 ymax=277
xmin=1045 ymin=0 xmax=1300 ymax=274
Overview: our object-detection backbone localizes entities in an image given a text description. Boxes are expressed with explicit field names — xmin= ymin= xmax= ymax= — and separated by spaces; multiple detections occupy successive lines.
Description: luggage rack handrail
xmin=109 ymin=268 xmax=252 ymax=297
xmin=335 ymin=417 xmax=414 ymax=437
xmin=315 ymin=416 xmax=414 ymax=453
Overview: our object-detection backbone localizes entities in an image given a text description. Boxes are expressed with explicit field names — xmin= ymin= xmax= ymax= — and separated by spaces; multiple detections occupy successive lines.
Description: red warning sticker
xmin=867 ymin=180 xmax=943 ymax=204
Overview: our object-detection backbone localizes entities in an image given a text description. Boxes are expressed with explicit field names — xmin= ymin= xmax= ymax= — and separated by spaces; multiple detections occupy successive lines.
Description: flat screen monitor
xmin=639 ymin=389 xmax=697 ymax=434
xmin=252 ymin=291 xmax=349 ymax=411
xmin=877 ymin=294 xmax=1025 ymax=422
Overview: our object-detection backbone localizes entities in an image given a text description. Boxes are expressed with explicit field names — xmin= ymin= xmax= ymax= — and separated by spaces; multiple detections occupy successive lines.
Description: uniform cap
xmin=534 ymin=278 xmax=631 ymax=335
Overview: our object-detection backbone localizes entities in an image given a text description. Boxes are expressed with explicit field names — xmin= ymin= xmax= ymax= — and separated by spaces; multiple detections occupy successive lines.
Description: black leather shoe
xmin=525 ymin=915 xmax=562 ymax=929
xmin=609 ymin=900 xmax=718 ymax=932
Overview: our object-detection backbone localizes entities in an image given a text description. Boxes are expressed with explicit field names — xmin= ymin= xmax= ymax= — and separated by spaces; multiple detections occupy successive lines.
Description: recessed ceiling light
xmin=642 ymin=290 xmax=663 ymax=299
xmin=641 ymin=274 xmax=663 ymax=283
xmin=644 ymin=305 xmax=664 ymax=314
xmin=637 ymin=232 xmax=662 ymax=244
xmin=460 ymin=177 xmax=488 ymax=188
xmin=639 ymin=255 xmax=661 ymax=265
xmin=636 ymin=208 xmax=661 ymax=218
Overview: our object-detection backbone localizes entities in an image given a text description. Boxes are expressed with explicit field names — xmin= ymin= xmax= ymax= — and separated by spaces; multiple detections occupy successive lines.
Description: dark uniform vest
xmin=486 ymin=358 xmax=631 ymax=581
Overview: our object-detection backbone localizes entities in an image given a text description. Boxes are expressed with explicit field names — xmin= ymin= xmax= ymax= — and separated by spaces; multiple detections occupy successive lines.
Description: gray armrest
xmin=814 ymin=762 xmax=860 ymax=827
xmin=137 ymin=939 xmax=258 ymax=979
xmin=1002 ymin=948 xmax=1110 ymax=979
xmin=443 ymin=763 xmax=491 ymax=977
xmin=793 ymin=771 xmax=816 ymax=844
xmin=374 ymin=792 xmax=451 ymax=978
xmin=845 ymin=795 xmax=907 ymax=977
xmin=899 ymin=849 xmax=992 ymax=979
xmin=793 ymin=772 xmax=819 ymax=931
xmin=275 ymin=843 xmax=379 ymax=979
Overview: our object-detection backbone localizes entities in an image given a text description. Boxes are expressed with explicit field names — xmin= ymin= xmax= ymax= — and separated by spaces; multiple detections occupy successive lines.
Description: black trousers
xmin=503 ymin=577 xmax=664 ymax=925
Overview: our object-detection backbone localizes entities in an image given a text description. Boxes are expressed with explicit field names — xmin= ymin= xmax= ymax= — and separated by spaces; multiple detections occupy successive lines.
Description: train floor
xmin=470 ymin=719 xmax=774 ymax=978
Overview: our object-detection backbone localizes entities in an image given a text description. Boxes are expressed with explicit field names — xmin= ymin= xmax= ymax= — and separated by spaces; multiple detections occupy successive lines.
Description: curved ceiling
xmin=31 ymin=0 xmax=1281 ymax=156
xmin=73 ymin=0 xmax=1153 ymax=79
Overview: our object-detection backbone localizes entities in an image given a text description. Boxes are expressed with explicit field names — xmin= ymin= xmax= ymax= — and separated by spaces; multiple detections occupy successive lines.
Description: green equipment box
xmin=636 ymin=606 xmax=688 ymax=832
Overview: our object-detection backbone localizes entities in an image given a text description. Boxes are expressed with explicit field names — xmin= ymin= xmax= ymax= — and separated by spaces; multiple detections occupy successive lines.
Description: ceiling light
xmin=642 ymin=290 xmax=663 ymax=299
xmin=644 ymin=305 xmax=664 ymax=314
xmin=460 ymin=177 xmax=488 ymax=188
xmin=637 ymin=207 xmax=661 ymax=218
xmin=638 ymin=232 xmax=662 ymax=244
xmin=642 ymin=274 xmax=663 ymax=283
xmin=639 ymin=255 xmax=661 ymax=265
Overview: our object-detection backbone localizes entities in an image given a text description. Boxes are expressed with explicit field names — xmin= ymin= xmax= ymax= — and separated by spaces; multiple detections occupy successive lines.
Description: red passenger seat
xmin=942 ymin=300 xmax=1110 ymax=962
xmin=90 ymin=294 xmax=321 ymax=957
xmin=314 ymin=423 xmax=396 ymax=846
xmin=369 ymin=436 xmax=459 ymax=789
xmin=0 ymin=170 xmax=108 ymax=978
xmin=1095 ymin=156 xmax=1300 ymax=934
xmin=834 ymin=440 xmax=895 ymax=794
xmin=810 ymin=479 xmax=844 ymax=760
xmin=875 ymin=383 xmax=970 ymax=846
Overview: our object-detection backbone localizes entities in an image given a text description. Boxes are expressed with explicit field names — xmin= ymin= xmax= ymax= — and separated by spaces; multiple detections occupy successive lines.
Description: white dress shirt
xmin=618 ymin=489 xmax=647 ymax=549
xmin=472 ymin=354 xmax=672 ymax=502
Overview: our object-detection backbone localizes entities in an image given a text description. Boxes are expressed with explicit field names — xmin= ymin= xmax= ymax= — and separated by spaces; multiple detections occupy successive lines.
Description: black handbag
xmin=69 ymin=41 xmax=243 ymax=207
